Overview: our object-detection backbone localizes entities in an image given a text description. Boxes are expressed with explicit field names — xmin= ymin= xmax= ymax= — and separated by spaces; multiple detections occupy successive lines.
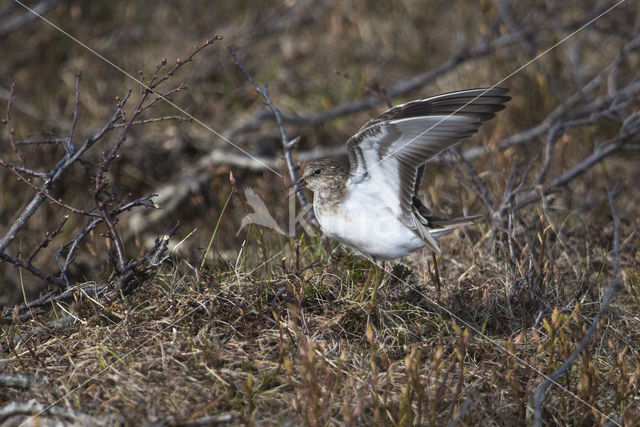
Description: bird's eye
xmin=313 ymin=169 xmax=322 ymax=175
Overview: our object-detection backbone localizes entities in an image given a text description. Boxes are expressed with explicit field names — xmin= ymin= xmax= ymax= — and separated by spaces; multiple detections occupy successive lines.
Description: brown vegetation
xmin=1 ymin=1 xmax=639 ymax=425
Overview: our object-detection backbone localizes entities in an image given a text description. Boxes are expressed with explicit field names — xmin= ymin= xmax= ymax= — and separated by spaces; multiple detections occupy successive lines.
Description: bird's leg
xmin=369 ymin=260 xmax=385 ymax=304
xmin=358 ymin=258 xmax=383 ymax=302
xmin=358 ymin=262 xmax=375 ymax=302
xmin=430 ymin=252 xmax=442 ymax=301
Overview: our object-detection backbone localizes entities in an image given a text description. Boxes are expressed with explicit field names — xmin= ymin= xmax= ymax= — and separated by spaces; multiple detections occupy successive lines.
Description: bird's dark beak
xmin=283 ymin=177 xmax=306 ymax=199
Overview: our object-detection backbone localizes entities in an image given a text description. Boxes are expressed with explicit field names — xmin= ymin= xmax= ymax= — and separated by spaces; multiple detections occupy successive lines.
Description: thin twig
xmin=14 ymin=137 xmax=68 ymax=146
xmin=0 ymin=159 xmax=97 ymax=216
xmin=0 ymin=90 xmax=129 ymax=253
xmin=229 ymin=46 xmax=316 ymax=224
xmin=0 ymin=159 xmax=48 ymax=178
xmin=111 ymin=115 xmax=192 ymax=128
xmin=0 ymin=251 xmax=65 ymax=288
xmin=26 ymin=215 xmax=69 ymax=264
xmin=515 ymin=131 xmax=634 ymax=210
xmin=3 ymin=82 xmax=25 ymax=166
xmin=451 ymin=148 xmax=495 ymax=213
xmin=65 ymin=70 xmax=81 ymax=155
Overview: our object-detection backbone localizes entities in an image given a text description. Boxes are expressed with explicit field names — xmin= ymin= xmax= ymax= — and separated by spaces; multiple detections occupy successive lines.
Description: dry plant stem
xmin=429 ymin=253 xmax=443 ymax=299
xmin=530 ymin=186 xmax=624 ymax=426
xmin=94 ymin=92 xmax=149 ymax=275
xmin=139 ymin=83 xmax=187 ymax=112
xmin=119 ymin=222 xmax=179 ymax=294
xmin=111 ymin=115 xmax=191 ymax=128
xmin=493 ymin=157 xmax=538 ymax=229
xmin=0 ymin=159 xmax=48 ymax=178
xmin=56 ymin=218 xmax=102 ymax=287
xmin=228 ymin=46 xmax=316 ymax=223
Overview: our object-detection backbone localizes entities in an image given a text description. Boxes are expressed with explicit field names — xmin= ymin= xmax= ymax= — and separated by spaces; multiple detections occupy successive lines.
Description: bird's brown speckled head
xmin=299 ymin=159 xmax=348 ymax=193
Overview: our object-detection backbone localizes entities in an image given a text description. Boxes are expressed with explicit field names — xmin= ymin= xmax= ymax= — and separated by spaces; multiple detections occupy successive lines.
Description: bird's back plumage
xmin=297 ymin=88 xmax=510 ymax=259
xmin=345 ymin=88 xmax=510 ymax=253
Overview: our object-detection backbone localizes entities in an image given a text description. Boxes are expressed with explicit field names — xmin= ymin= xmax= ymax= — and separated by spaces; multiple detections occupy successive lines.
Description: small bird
xmin=291 ymin=88 xmax=510 ymax=260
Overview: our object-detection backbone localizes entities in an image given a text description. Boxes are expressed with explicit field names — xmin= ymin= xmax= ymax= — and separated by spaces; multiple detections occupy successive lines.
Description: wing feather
xmin=345 ymin=87 xmax=509 ymax=249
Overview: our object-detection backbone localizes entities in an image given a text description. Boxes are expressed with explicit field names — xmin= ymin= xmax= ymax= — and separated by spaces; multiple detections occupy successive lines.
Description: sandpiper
xmin=292 ymin=88 xmax=510 ymax=260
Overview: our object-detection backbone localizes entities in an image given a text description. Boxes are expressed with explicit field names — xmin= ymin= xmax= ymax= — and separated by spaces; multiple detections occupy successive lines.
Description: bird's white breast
xmin=314 ymin=182 xmax=425 ymax=259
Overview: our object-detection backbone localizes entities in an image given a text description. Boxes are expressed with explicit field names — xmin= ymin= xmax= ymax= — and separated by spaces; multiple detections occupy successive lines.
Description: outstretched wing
xmin=345 ymin=88 xmax=510 ymax=251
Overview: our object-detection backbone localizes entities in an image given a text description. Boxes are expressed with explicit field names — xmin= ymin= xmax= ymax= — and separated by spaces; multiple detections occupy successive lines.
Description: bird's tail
xmin=428 ymin=215 xmax=482 ymax=239
xmin=411 ymin=197 xmax=482 ymax=253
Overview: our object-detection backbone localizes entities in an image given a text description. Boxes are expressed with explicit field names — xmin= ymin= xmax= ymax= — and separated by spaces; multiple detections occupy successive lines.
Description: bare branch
xmin=146 ymin=36 xmax=222 ymax=91
xmin=451 ymin=148 xmax=495 ymax=213
xmin=0 ymin=91 xmax=128 ymax=253
xmin=0 ymin=159 xmax=48 ymax=178
xmin=229 ymin=46 xmax=316 ymax=224
xmin=515 ymin=131 xmax=635 ymax=210
xmin=55 ymin=218 xmax=102 ymax=288
xmin=225 ymin=29 xmax=528 ymax=139
xmin=0 ymin=39 xmax=218 ymax=291
xmin=111 ymin=115 xmax=192 ymax=128
xmin=462 ymin=32 xmax=640 ymax=162
xmin=0 ymin=0 xmax=59 ymax=38
xmin=0 ymin=251 xmax=65 ymax=288
xmin=0 ymin=159 xmax=97 ymax=216
xmin=25 ymin=215 xmax=68 ymax=264
xmin=3 ymin=82 xmax=25 ymax=166
xmin=65 ymin=70 xmax=82 ymax=155
xmin=14 ymin=137 xmax=67 ymax=146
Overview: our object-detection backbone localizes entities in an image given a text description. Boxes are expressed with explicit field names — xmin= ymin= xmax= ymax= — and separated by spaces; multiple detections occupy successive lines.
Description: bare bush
xmin=1 ymin=38 xmax=221 ymax=317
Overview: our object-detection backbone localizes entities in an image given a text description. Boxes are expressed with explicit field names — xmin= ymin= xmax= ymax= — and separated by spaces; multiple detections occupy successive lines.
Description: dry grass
xmin=2 ymin=197 xmax=639 ymax=424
